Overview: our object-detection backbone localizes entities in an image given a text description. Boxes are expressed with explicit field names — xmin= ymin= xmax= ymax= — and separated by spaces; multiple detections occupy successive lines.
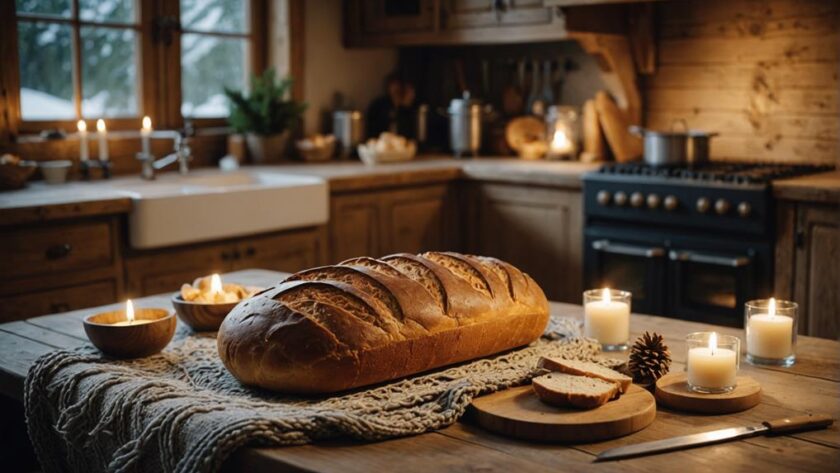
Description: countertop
xmin=773 ymin=171 xmax=840 ymax=204
xmin=0 ymin=269 xmax=837 ymax=471
xmin=0 ymin=157 xmax=598 ymax=225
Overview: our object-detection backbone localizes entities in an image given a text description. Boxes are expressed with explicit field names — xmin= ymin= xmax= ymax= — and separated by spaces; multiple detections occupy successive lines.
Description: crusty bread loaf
xmin=532 ymin=373 xmax=619 ymax=409
xmin=217 ymin=252 xmax=549 ymax=393
xmin=538 ymin=357 xmax=632 ymax=393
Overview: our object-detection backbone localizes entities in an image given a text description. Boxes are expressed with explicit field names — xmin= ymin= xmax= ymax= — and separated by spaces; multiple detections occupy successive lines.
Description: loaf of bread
xmin=217 ymin=252 xmax=549 ymax=393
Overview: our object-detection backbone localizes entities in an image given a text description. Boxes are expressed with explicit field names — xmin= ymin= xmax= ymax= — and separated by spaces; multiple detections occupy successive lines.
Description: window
xmin=4 ymin=0 xmax=267 ymax=133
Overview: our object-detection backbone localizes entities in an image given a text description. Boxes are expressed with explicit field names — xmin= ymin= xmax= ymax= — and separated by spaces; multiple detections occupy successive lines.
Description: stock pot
xmin=629 ymin=120 xmax=718 ymax=166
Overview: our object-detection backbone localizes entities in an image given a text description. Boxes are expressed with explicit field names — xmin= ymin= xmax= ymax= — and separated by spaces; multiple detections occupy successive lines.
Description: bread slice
xmin=538 ymin=357 xmax=632 ymax=393
xmin=532 ymin=373 xmax=619 ymax=409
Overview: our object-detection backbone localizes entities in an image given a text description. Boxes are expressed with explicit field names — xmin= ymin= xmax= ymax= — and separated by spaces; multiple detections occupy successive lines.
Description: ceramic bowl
xmin=39 ymin=160 xmax=72 ymax=184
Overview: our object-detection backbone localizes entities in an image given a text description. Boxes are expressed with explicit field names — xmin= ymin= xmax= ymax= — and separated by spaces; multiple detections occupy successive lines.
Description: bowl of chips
xmin=171 ymin=274 xmax=261 ymax=331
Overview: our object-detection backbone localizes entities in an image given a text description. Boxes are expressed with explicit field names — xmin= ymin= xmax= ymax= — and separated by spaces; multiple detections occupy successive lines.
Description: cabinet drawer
xmin=0 ymin=280 xmax=117 ymax=322
xmin=234 ymin=230 xmax=321 ymax=274
xmin=0 ymin=221 xmax=114 ymax=280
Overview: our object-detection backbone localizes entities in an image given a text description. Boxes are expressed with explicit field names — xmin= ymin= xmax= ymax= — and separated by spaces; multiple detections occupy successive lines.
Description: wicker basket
xmin=0 ymin=162 xmax=37 ymax=191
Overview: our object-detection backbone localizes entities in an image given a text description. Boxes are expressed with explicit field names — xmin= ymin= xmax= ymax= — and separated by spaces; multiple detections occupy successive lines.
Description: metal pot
xmin=629 ymin=120 xmax=718 ymax=166
xmin=446 ymin=92 xmax=483 ymax=157
xmin=333 ymin=110 xmax=364 ymax=159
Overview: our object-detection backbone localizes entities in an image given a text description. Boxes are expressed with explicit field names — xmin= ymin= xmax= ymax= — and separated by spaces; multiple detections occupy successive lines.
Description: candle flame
xmin=709 ymin=332 xmax=718 ymax=354
xmin=210 ymin=274 xmax=223 ymax=294
xmin=77 ymin=120 xmax=87 ymax=132
xmin=126 ymin=299 xmax=135 ymax=324
xmin=769 ymin=297 xmax=776 ymax=318
xmin=96 ymin=119 xmax=106 ymax=132
xmin=602 ymin=288 xmax=611 ymax=303
xmin=551 ymin=129 xmax=571 ymax=151
xmin=142 ymin=116 xmax=152 ymax=131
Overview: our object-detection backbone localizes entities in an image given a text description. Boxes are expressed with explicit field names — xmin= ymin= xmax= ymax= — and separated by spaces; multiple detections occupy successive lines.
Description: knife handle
xmin=763 ymin=414 xmax=834 ymax=434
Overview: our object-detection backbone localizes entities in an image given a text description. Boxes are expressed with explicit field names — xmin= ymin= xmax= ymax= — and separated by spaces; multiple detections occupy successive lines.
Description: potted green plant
xmin=225 ymin=69 xmax=306 ymax=163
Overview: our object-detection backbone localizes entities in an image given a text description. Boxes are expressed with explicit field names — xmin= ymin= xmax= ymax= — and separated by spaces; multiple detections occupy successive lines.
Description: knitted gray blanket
xmin=25 ymin=316 xmax=600 ymax=473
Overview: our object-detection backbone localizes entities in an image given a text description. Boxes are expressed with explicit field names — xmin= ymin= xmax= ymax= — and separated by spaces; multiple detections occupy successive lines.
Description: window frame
xmin=0 ymin=0 xmax=268 ymax=141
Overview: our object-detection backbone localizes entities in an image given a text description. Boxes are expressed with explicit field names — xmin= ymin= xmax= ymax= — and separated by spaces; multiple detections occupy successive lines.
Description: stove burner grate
xmin=597 ymin=162 xmax=834 ymax=185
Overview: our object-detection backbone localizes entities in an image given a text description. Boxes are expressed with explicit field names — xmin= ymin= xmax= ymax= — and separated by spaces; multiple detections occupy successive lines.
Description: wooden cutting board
xmin=469 ymin=383 xmax=656 ymax=443
xmin=594 ymin=90 xmax=642 ymax=162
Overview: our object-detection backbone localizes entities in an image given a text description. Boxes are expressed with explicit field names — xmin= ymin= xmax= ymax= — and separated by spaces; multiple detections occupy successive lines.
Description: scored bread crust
xmin=218 ymin=252 xmax=550 ymax=393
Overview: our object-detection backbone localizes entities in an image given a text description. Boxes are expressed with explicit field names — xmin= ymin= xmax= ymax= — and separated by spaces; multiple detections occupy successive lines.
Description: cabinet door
xmin=472 ymin=183 xmax=582 ymax=303
xmin=124 ymin=242 xmax=232 ymax=297
xmin=380 ymin=185 xmax=452 ymax=255
xmin=444 ymin=0 xmax=552 ymax=29
xmin=232 ymin=228 xmax=325 ymax=274
xmin=359 ymin=0 xmax=437 ymax=34
xmin=330 ymin=193 xmax=381 ymax=262
xmin=0 ymin=280 xmax=117 ymax=322
xmin=794 ymin=204 xmax=840 ymax=339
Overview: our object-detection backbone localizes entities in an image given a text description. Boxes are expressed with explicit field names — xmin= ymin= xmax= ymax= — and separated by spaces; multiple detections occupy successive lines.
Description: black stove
xmin=582 ymin=162 xmax=833 ymax=327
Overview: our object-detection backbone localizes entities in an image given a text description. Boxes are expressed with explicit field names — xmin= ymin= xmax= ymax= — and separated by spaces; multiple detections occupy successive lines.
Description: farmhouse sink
xmin=107 ymin=169 xmax=328 ymax=249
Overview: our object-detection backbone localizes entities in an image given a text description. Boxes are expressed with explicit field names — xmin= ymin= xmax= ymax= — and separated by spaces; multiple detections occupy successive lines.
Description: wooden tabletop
xmin=1 ymin=269 xmax=837 ymax=472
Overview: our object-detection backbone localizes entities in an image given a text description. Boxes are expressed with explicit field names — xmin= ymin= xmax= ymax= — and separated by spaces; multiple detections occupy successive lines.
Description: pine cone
xmin=628 ymin=332 xmax=671 ymax=383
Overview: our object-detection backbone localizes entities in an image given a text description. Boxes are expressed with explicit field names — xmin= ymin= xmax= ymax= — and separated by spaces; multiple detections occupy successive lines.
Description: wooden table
xmin=1 ymin=269 xmax=838 ymax=472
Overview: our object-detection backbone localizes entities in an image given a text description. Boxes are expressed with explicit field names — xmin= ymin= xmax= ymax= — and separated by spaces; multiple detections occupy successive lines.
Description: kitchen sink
xmin=107 ymin=169 xmax=328 ymax=249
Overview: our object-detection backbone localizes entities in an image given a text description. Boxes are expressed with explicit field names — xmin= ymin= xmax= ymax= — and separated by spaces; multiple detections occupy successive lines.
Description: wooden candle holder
xmin=655 ymin=372 xmax=761 ymax=414
xmin=83 ymin=308 xmax=175 ymax=358
xmin=171 ymin=294 xmax=238 ymax=331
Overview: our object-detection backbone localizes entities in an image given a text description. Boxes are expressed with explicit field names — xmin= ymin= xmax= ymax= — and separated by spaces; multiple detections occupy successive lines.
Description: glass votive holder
xmin=583 ymin=288 xmax=632 ymax=351
xmin=685 ymin=332 xmax=740 ymax=393
xmin=745 ymin=298 xmax=797 ymax=367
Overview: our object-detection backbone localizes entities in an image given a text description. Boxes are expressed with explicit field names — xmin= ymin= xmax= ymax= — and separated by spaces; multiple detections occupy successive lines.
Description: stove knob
xmin=737 ymin=201 xmax=752 ymax=218
xmin=696 ymin=197 xmax=711 ymax=213
xmin=715 ymin=198 xmax=731 ymax=215
xmin=664 ymin=195 xmax=679 ymax=211
xmin=596 ymin=190 xmax=611 ymax=206
xmin=614 ymin=191 xmax=628 ymax=206
xmin=630 ymin=192 xmax=645 ymax=208
xmin=647 ymin=193 xmax=661 ymax=209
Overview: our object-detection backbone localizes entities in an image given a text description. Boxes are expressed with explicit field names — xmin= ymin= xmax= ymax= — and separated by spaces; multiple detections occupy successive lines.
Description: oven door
xmin=667 ymin=249 xmax=755 ymax=327
xmin=586 ymin=238 xmax=667 ymax=315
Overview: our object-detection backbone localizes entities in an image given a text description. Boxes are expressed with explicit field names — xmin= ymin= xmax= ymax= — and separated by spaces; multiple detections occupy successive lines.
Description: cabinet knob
xmin=664 ymin=195 xmax=679 ymax=211
xmin=647 ymin=193 xmax=661 ymax=209
xmin=45 ymin=243 xmax=72 ymax=260
xmin=696 ymin=197 xmax=711 ymax=213
xmin=715 ymin=198 xmax=731 ymax=215
xmin=737 ymin=201 xmax=752 ymax=218
xmin=245 ymin=246 xmax=256 ymax=257
xmin=630 ymin=192 xmax=644 ymax=208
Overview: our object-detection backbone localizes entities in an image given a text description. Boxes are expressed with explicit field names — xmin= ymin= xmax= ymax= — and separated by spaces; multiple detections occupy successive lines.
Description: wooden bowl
xmin=171 ymin=294 xmax=239 ymax=331
xmin=83 ymin=308 xmax=175 ymax=359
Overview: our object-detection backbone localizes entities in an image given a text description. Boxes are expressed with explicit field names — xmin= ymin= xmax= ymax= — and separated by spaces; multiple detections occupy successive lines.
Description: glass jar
xmin=545 ymin=105 xmax=580 ymax=160
xmin=583 ymin=288 xmax=632 ymax=351
xmin=685 ymin=332 xmax=740 ymax=394
xmin=745 ymin=298 xmax=797 ymax=367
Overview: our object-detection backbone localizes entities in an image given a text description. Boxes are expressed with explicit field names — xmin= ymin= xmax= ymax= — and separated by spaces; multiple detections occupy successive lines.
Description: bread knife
xmin=596 ymin=414 xmax=833 ymax=462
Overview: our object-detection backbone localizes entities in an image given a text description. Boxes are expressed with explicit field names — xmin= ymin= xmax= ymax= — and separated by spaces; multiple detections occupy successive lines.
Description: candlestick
xmin=77 ymin=120 xmax=89 ymax=161
xmin=96 ymin=119 xmax=109 ymax=161
xmin=83 ymin=299 xmax=175 ymax=358
xmin=686 ymin=332 xmax=739 ymax=393
xmin=141 ymin=116 xmax=152 ymax=156
xmin=745 ymin=298 xmax=797 ymax=367
xmin=583 ymin=288 xmax=631 ymax=351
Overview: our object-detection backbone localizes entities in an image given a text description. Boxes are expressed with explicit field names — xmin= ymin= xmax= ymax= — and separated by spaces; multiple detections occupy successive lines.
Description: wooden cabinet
xmin=329 ymin=184 xmax=457 ymax=262
xmin=775 ymin=202 xmax=840 ymax=340
xmin=0 ymin=217 xmax=124 ymax=322
xmin=443 ymin=0 xmax=552 ymax=29
xmin=466 ymin=182 xmax=582 ymax=303
xmin=124 ymin=226 xmax=326 ymax=297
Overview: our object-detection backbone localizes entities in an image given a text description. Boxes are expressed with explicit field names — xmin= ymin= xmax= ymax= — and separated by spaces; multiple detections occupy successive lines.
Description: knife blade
xmin=596 ymin=414 xmax=834 ymax=462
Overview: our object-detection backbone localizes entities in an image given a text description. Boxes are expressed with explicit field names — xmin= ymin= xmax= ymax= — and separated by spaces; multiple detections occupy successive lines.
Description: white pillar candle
xmin=687 ymin=333 xmax=737 ymax=389
xmin=584 ymin=288 xmax=630 ymax=346
xmin=77 ymin=120 xmax=89 ymax=161
xmin=747 ymin=298 xmax=793 ymax=359
xmin=96 ymin=119 xmax=109 ymax=161
xmin=141 ymin=116 xmax=152 ymax=156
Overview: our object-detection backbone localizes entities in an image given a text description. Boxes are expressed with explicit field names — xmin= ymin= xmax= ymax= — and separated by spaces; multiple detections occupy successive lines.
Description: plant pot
xmin=245 ymin=131 xmax=290 ymax=163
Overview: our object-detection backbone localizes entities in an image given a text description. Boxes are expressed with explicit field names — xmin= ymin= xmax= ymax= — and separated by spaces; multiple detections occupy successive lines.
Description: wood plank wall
xmin=644 ymin=0 xmax=839 ymax=164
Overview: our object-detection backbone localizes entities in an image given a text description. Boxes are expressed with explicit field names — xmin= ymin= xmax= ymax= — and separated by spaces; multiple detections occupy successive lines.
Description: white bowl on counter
xmin=357 ymin=141 xmax=416 ymax=165
xmin=39 ymin=160 xmax=73 ymax=184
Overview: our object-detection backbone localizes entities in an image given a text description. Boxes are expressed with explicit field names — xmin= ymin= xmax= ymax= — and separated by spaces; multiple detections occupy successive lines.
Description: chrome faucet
xmin=136 ymin=130 xmax=192 ymax=180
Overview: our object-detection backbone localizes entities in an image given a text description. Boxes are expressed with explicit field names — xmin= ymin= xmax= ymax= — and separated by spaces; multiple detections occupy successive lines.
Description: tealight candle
xmin=583 ymin=288 xmax=631 ymax=351
xmin=77 ymin=120 xmax=89 ymax=161
xmin=141 ymin=116 xmax=152 ymax=156
xmin=83 ymin=299 xmax=175 ymax=358
xmin=96 ymin=119 xmax=109 ymax=161
xmin=745 ymin=298 xmax=797 ymax=367
xmin=686 ymin=332 xmax=739 ymax=393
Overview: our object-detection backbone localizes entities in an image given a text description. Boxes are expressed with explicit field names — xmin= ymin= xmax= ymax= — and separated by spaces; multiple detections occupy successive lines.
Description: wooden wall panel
xmin=644 ymin=0 xmax=839 ymax=164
